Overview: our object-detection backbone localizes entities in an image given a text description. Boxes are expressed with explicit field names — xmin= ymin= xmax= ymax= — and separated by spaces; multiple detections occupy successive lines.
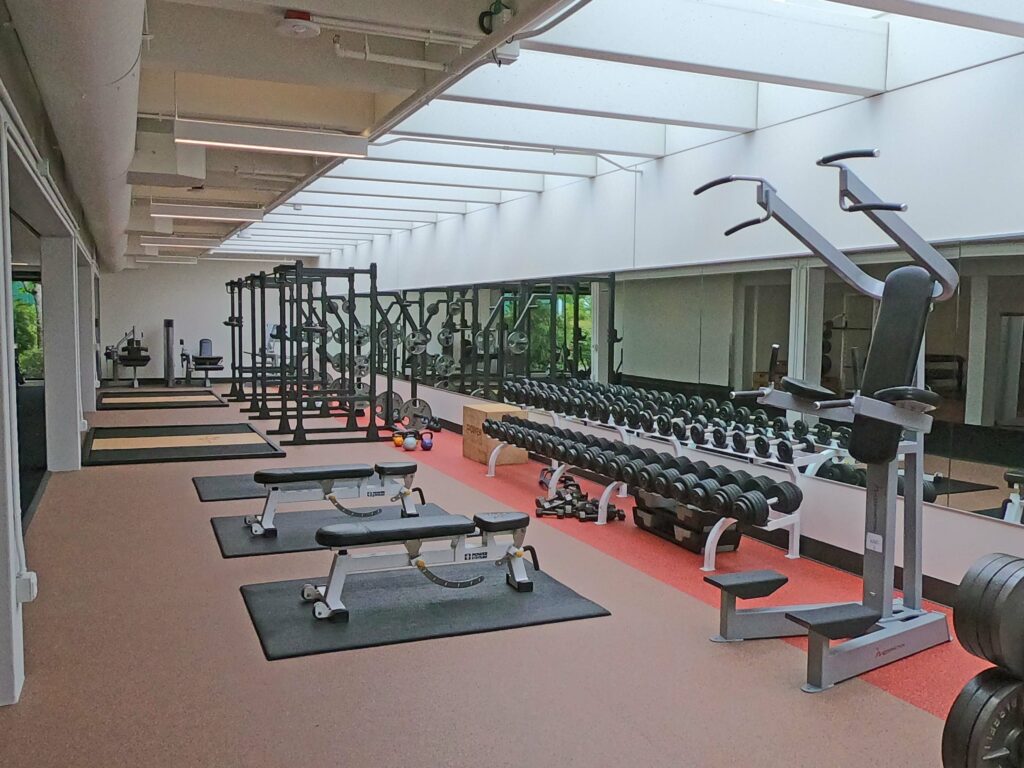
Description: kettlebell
xmin=421 ymin=431 xmax=434 ymax=451
xmin=403 ymin=435 xmax=418 ymax=451
xmin=392 ymin=433 xmax=405 ymax=448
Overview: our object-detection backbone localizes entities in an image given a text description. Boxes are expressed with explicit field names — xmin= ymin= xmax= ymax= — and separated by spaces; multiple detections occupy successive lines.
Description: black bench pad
xmin=781 ymin=377 xmax=838 ymax=402
xmin=255 ymin=464 xmax=374 ymax=485
xmin=785 ymin=603 xmax=881 ymax=640
xmin=474 ymin=512 xmax=530 ymax=533
xmin=1006 ymin=469 xmax=1024 ymax=486
xmin=316 ymin=515 xmax=477 ymax=547
xmin=374 ymin=461 xmax=418 ymax=477
xmin=704 ymin=570 xmax=788 ymax=600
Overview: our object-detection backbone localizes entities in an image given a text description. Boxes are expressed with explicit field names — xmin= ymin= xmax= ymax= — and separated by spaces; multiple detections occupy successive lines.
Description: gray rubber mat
xmin=193 ymin=472 xmax=319 ymax=502
xmin=210 ymin=503 xmax=450 ymax=558
xmin=241 ymin=564 xmax=609 ymax=660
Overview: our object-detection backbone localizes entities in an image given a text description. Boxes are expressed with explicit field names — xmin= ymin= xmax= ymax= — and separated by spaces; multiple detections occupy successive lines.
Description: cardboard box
xmin=463 ymin=403 xmax=528 ymax=465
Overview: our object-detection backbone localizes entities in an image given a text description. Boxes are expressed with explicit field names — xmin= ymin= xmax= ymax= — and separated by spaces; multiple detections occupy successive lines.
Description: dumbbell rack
xmin=491 ymin=404 xmax=812 ymax=566
xmin=486 ymin=428 xmax=629 ymax=526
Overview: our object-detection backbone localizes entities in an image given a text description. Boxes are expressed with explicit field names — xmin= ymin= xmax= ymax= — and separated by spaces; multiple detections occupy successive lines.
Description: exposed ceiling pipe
xmin=221 ymin=0 xmax=591 ymax=245
xmin=311 ymin=15 xmax=480 ymax=48
xmin=6 ymin=0 xmax=145 ymax=272
xmin=333 ymin=36 xmax=446 ymax=72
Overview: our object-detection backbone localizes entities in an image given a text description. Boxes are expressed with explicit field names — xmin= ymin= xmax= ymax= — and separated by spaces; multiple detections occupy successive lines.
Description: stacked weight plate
xmin=632 ymin=490 xmax=742 ymax=556
xmin=942 ymin=553 xmax=1024 ymax=767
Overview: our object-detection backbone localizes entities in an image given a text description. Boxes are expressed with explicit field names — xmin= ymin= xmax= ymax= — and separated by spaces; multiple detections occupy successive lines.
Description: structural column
xmin=965 ymin=276 xmax=1000 ymax=426
xmin=77 ymin=262 xmax=97 ymax=413
xmin=788 ymin=264 xmax=826 ymax=384
xmin=590 ymin=282 xmax=611 ymax=383
xmin=0 ymin=127 xmax=36 ymax=707
xmin=40 ymin=236 xmax=82 ymax=470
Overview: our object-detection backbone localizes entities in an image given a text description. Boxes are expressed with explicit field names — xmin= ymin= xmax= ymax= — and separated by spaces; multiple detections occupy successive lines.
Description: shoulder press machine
xmin=694 ymin=150 xmax=958 ymax=692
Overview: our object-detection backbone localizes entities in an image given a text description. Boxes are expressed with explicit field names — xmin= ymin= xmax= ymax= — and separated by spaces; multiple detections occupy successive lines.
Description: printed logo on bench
xmin=366 ymin=490 xmax=386 ymax=497
xmin=464 ymin=552 xmax=488 ymax=561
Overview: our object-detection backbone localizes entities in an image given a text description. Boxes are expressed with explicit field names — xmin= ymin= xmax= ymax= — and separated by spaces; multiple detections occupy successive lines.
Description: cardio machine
xmin=695 ymin=150 xmax=959 ymax=692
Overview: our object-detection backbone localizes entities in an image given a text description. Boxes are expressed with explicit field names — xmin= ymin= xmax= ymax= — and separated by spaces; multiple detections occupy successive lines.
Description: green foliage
xmin=12 ymin=281 xmax=43 ymax=379
xmin=19 ymin=348 xmax=43 ymax=379
xmin=502 ymin=291 xmax=593 ymax=374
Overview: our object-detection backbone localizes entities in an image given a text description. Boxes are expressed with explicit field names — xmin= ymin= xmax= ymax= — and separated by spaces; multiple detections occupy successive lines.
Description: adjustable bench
xmin=1000 ymin=469 xmax=1024 ymax=524
xmin=301 ymin=511 xmax=534 ymax=620
xmin=243 ymin=461 xmax=422 ymax=537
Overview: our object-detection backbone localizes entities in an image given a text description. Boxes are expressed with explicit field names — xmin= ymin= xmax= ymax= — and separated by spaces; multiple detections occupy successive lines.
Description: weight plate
xmin=373 ymin=391 xmax=403 ymax=423
xmin=434 ymin=354 xmax=456 ymax=378
xmin=437 ymin=327 xmax=455 ymax=348
xmin=398 ymin=397 xmax=433 ymax=429
xmin=987 ymin=562 xmax=1024 ymax=675
xmin=941 ymin=667 xmax=1008 ymax=768
xmin=353 ymin=355 xmax=370 ymax=379
xmin=353 ymin=325 xmax=370 ymax=346
xmin=965 ymin=673 xmax=1024 ymax=768
xmin=378 ymin=324 xmax=401 ymax=350
xmin=405 ymin=331 xmax=429 ymax=355
xmin=975 ymin=559 xmax=1024 ymax=669
xmin=506 ymin=331 xmax=529 ymax=355
xmin=954 ymin=554 xmax=1019 ymax=663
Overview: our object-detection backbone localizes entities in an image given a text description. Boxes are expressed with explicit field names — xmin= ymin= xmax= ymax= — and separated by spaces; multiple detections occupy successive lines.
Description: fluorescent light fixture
xmin=136 ymin=256 xmax=199 ymax=265
xmin=150 ymin=203 xmax=264 ymax=222
xmin=139 ymin=235 xmax=222 ymax=249
xmin=203 ymin=256 xmax=302 ymax=264
xmin=174 ymin=119 xmax=368 ymax=158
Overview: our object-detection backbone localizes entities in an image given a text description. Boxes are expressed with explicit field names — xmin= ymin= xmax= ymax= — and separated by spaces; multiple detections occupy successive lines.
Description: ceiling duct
xmin=6 ymin=0 xmax=145 ymax=271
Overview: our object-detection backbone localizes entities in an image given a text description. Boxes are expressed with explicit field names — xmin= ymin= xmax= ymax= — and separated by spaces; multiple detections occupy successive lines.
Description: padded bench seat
xmin=785 ymin=603 xmax=881 ymax=640
xmin=374 ymin=461 xmax=418 ymax=477
xmin=315 ymin=511 xmax=530 ymax=548
xmin=1006 ymin=468 xmax=1024 ymax=486
xmin=316 ymin=515 xmax=477 ymax=547
xmin=704 ymin=570 xmax=788 ymax=600
xmin=254 ymin=464 xmax=374 ymax=485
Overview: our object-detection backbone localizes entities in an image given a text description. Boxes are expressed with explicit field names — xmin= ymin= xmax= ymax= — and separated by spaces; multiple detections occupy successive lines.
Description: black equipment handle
xmin=847 ymin=202 xmax=907 ymax=213
xmin=817 ymin=149 xmax=879 ymax=166
xmin=768 ymin=344 xmax=780 ymax=381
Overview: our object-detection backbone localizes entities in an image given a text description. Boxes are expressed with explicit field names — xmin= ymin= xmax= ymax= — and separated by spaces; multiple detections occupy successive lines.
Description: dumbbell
xmin=678 ymin=465 xmax=732 ymax=507
xmin=730 ymin=481 xmax=803 ymax=526
xmin=685 ymin=466 xmax=736 ymax=508
xmin=708 ymin=475 xmax=775 ymax=515
xmin=619 ymin=450 xmax=673 ymax=489
xmin=751 ymin=433 xmax=800 ymax=463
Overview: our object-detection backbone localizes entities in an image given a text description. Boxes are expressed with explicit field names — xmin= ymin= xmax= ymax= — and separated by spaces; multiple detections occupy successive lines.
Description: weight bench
xmin=301 ymin=511 xmax=535 ymax=620
xmin=244 ymin=461 xmax=422 ymax=537
xmin=1000 ymin=469 xmax=1024 ymax=524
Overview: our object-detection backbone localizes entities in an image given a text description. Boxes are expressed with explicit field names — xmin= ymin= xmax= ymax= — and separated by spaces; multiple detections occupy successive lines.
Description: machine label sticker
xmin=865 ymin=532 xmax=883 ymax=553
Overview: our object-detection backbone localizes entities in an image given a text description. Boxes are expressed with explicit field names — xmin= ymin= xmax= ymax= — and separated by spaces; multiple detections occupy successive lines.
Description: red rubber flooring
xmin=405 ymin=431 xmax=987 ymax=718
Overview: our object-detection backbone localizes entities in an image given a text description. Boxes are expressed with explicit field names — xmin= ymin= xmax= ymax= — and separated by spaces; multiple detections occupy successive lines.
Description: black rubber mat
xmin=241 ymin=563 xmax=609 ymax=660
xmin=932 ymin=477 xmax=998 ymax=495
xmin=97 ymin=389 xmax=228 ymax=410
xmin=211 ymin=503 xmax=450 ymax=558
xmin=82 ymin=423 xmax=284 ymax=466
xmin=926 ymin=422 xmax=1024 ymax=466
xmin=193 ymin=472 xmax=319 ymax=502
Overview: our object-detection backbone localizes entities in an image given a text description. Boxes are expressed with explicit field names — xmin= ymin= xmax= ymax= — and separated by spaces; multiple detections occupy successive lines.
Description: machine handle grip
xmin=817 ymin=149 xmax=879 ymax=166
xmin=693 ymin=174 xmax=769 ymax=196
xmin=724 ymin=217 xmax=765 ymax=237
xmin=768 ymin=343 xmax=780 ymax=380
xmin=847 ymin=202 xmax=907 ymax=213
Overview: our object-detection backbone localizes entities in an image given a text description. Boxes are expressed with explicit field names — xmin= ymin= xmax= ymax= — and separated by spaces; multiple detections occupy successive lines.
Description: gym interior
xmin=2 ymin=2 xmax=1024 ymax=766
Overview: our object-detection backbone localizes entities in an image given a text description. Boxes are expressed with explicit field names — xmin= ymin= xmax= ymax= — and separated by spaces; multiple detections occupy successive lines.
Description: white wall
xmin=98 ymin=260 xmax=244 ymax=379
xmin=359 ymin=53 xmax=1024 ymax=291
